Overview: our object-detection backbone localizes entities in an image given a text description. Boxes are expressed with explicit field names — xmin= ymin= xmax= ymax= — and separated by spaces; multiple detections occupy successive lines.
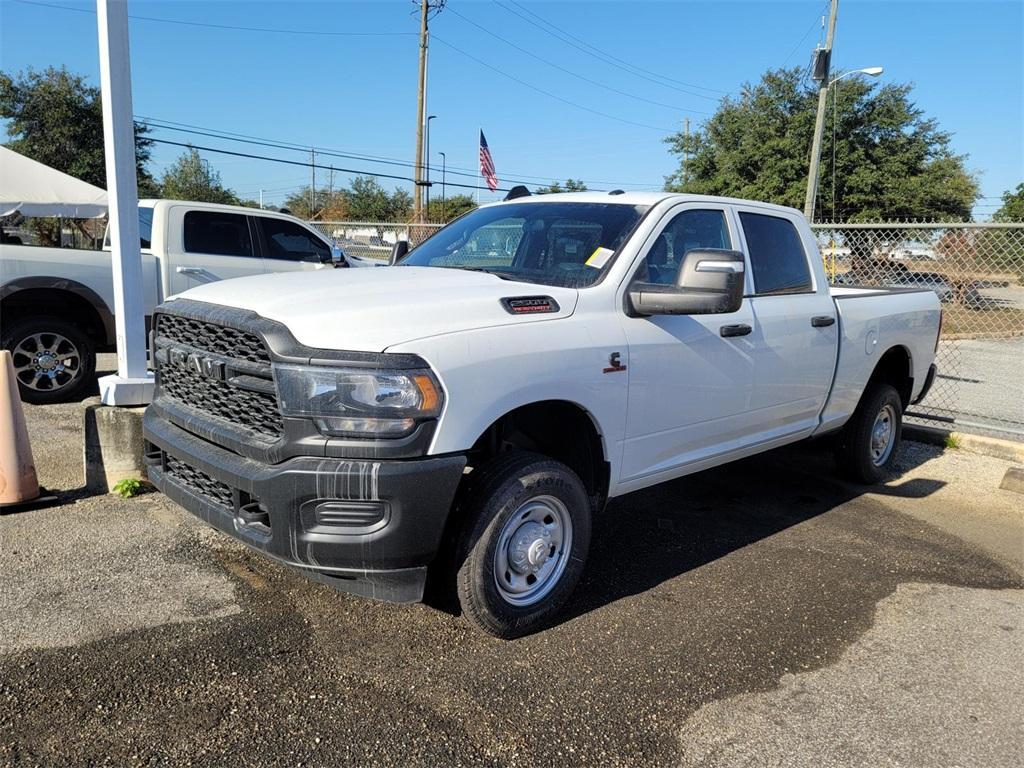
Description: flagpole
xmin=476 ymin=127 xmax=481 ymax=205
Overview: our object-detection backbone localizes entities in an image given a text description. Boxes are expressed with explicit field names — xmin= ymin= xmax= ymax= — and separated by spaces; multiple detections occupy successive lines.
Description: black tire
xmin=1 ymin=316 xmax=95 ymax=405
xmin=834 ymin=382 xmax=903 ymax=484
xmin=453 ymin=450 xmax=591 ymax=638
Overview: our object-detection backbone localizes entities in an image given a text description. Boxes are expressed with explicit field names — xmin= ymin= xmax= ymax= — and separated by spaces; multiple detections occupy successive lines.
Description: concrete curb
xmin=999 ymin=466 xmax=1024 ymax=495
xmin=904 ymin=424 xmax=1024 ymax=464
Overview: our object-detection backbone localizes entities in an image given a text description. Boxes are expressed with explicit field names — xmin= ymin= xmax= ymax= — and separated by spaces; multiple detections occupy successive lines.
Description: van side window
xmin=636 ymin=209 xmax=731 ymax=285
xmin=740 ymin=212 xmax=812 ymax=295
xmin=183 ymin=211 xmax=253 ymax=257
xmin=258 ymin=218 xmax=330 ymax=262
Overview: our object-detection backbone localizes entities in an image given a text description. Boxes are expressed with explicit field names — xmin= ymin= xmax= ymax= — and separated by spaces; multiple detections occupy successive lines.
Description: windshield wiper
xmin=448 ymin=266 xmax=517 ymax=281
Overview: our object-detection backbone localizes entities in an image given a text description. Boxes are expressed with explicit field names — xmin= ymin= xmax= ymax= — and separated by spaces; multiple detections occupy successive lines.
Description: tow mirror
xmin=628 ymin=249 xmax=745 ymax=316
xmin=389 ymin=240 xmax=409 ymax=265
xmin=330 ymin=244 xmax=345 ymax=266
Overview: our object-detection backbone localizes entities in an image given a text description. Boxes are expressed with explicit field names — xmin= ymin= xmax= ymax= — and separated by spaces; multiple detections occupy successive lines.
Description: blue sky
xmin=1 ymin=0 xmax=1021 ymax=217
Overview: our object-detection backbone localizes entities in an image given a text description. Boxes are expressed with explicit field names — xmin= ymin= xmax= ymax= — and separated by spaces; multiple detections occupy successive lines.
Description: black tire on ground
xmin=1 ymin=316 xmax=96 ymax=405
xmin=834 ymin=382 xmax=904 ymax=484
xmin=452 ymin=450 xmax=592 ymax=639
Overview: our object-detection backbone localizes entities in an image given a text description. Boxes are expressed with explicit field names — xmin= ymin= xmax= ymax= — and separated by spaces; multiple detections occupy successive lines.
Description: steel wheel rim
xmin=11 ymin=332 xmax=83 ymax=392
xmin=870 ymin=403 xmax=897 ymax=466
xmin=493 ymin=494 xmax=573 ymax=607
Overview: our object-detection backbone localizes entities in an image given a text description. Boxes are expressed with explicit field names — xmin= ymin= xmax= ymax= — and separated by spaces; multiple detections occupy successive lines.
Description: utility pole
xmin=804 ymin=0 xmax=839 ymax=220
xmin=683 ymin=117 xmax=690 ymax=185
xmin=412 ymin=0 xmax=445 ymax=224
xmin=439 ymin=151 xmax=446 ymax=222
xmin=309 ymin=148 xmax=316 ymax=219
xmin=259 ymin=189 xmax=264 ymax=209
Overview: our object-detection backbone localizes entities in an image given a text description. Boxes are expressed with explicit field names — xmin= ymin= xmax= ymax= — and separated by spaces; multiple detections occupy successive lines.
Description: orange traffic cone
xmin=0 ymin=349 xmax=55 ymax=511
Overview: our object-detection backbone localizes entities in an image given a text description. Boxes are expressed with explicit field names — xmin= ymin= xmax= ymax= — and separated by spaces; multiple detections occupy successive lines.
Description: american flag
xmin=479 ymin=130 xmax=498 ymax=192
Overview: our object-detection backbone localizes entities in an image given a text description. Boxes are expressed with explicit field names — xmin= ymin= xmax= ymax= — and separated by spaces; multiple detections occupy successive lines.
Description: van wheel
xmin=2 ymin=317 xmax=95 ymax=405
xmin=453 ymin=451 xmax=591 ymax=638
xmin=834 ymin=383 xmax=903 ymax=484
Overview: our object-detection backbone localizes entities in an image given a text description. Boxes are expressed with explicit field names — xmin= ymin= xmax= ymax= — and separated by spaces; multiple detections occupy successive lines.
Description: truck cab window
xmin=636 ymin=209 xmax=731 ymax=285
xmin=183 ymin=211 xmax=253 ymax=257
xmin=103 ymin=205 xmax=154 ymax=249
xmin=258 ymin=218 xmax=330 ymax=262
xmin=740 ymin=212 xmax=812 ymax=295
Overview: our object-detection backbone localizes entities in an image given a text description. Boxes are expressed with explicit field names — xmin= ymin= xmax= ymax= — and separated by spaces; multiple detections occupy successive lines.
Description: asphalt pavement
xmin=2 ymin=398 xmax=1022 ymax=767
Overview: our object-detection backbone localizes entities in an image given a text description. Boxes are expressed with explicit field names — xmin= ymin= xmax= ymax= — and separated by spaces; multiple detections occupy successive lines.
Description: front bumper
xmin=144 ymin=409 xmax=466 ymax=603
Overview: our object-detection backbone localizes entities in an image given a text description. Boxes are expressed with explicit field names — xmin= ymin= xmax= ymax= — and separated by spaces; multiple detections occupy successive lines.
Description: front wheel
xmin=834 ymin=382 xmax=903 ymax=484
xmin=2 ymin=316 xmax=96 ymax=404
xmin=453 ymin=451 xmax=591 ymax=638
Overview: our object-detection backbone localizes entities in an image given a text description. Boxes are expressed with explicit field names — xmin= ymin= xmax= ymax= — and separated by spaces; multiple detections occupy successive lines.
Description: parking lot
xmin=2 ymin=392 xmax=1022 ymax=767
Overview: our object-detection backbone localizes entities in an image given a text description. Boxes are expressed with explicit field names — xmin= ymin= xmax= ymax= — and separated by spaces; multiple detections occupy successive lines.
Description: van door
xmin=252 ymin=216 xmax=335 ymax=273
xmin=165 ymin=207 xmax=266 ymax=295
xmin=734 ymin=207 xmax=838 ymax=441
xmin=618 ymin=204 xmax=757 ymax=483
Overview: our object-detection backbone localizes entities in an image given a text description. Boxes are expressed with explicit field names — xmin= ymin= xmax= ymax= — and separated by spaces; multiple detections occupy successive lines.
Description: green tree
xmin=535 ymin=179 xmax=588 ymax=194
xmin=159 ymin=147 xmax=240 ymax=204
xmin=343 ymin=176 xmax=412 ymax=221
xmin=0 ymin=66 xmax=158 ymax=197
xmin=282 ymin=187 xmax=341 ymax=220
xmin=664 ymin=68 xmax=978 ymax=221
xmin=426 ymin=194 xmax=476 ymax=222
xmin=992 ymin=183 xmax=1024 ymax=222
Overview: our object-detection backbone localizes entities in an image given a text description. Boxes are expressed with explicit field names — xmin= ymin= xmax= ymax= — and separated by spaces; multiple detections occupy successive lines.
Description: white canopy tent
xmin=0 ymin=145 xmax=108 ymax=219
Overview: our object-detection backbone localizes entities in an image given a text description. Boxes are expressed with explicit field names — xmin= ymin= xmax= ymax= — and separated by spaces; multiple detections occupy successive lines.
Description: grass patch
xmin=112 ymin=478 xmax=145 ymax=498
xmin=944 ymin=434 xmax=962 ymax=450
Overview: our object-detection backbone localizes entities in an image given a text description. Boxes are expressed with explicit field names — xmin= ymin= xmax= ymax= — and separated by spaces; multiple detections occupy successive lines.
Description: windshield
xmin=400 ymin=201 xmax=648 ymax=288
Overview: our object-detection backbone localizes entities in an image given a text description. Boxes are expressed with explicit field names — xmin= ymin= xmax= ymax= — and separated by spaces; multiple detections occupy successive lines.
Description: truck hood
xmin=168 ymin=266 xmax=579 ymax=352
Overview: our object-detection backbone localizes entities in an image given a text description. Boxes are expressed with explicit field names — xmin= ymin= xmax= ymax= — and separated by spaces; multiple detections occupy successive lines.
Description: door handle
xmin=720 ymin=323 xmax=752 ymax=338
xmin=811 ymin=315 xmax=836 ymax=327
xmin=175 ymin=266 xmax=203 ymax=275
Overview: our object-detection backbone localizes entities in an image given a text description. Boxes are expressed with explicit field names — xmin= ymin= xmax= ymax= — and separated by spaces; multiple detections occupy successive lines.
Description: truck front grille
xmin=153 ymin=312 xmax=283 ymax=442
xmin=165 ymin=454 xmax=233 ymax=510
xmin=156 ymin=313 xmax=271 ymax=365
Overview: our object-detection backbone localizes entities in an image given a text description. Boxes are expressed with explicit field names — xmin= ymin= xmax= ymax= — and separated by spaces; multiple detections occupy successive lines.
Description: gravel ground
xmin=1 ymin=397 xmax=1021 ymax=767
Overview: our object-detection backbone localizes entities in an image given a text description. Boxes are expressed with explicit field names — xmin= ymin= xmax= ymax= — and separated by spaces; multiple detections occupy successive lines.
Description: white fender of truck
xmin=816 ymin=288 xmax=941 ymax=434
xmin=385 ymin=305 xmax=630 ymax=488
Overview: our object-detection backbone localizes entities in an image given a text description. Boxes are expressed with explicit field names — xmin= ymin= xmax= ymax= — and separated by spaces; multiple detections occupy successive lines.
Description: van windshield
xmin=400 ymin=201 xmax=648 ymax=288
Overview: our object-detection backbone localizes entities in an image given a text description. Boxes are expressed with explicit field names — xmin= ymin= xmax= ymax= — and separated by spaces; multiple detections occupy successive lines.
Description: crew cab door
xmin=165 ymin=207 xmax=266 ymax=294
xmin=734 ymin=207 xmax=838 ymax=440
xmin=252 ymin=216 xmax=336 ymax=273
xmin=618 ymin=204 xmax=756 ymax=483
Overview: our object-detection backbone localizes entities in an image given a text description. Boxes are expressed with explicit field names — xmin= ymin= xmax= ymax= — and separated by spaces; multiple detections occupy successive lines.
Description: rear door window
xmin=183 ymin=211 xmax=254 ymax=257
xmin=257 ymin=217 xmax=331 ymax=262
xmin=740 ymin=212 xmax=812 ymax=295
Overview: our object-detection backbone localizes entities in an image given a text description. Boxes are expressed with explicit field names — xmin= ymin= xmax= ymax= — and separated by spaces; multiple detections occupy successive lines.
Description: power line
xmin=147 ymin=137 xmax=509 ymax=192
xmin=14 ymin=0 xmax=416 ymax=36
xmin=497 ymin=0 xmax=730 ymax=99
xmin=139 ymin=117 xmax=662 ymax=188
xmin=432 ymin=35 xmax=679 ymax=131
xmin=445 ymin=5 xmax=697 ymax=114
xmin=781 ymin=2 xmax=830 ymax=68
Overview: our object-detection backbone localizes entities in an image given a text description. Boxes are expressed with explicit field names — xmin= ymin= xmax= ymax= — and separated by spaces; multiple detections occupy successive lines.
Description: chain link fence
xmin=309 ymin=219 xmax=1024 ymax=440
xmin=812 ymin=222 xmax=1024 ymax=439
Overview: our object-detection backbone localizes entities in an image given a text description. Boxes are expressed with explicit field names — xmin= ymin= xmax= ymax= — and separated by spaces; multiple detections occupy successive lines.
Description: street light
xmin=805 ymin=66 xmax=884 ymax=220
xmin=438 ymin=151 xmax=446 ymax=222
xmin=425 ymin=115 xmax=436 ymax=220
xmin=827 ymin=67 xmax=884 ymax=221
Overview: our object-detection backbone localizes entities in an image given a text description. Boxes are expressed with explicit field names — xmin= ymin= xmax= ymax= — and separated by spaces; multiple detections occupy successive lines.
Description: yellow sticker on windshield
xmin=585 ymin=247 xmax=614 ymax=269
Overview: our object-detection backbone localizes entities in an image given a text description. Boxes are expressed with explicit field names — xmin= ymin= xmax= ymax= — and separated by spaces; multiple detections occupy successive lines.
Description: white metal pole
xmin=96 ymin=0 xmax=153 ymax=405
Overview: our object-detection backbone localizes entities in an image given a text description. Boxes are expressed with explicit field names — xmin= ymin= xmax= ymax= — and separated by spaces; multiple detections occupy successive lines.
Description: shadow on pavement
xmin=564 ymin=439 xmax=946 ymax=622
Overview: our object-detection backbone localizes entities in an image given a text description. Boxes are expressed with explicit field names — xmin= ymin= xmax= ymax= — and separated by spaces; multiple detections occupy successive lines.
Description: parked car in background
xmin=835 ymin=259 xmax=984 ymax=307
xmin=0 ymin=199 xmax=344 ymax=403
xmin=143 ymin=191 xmax=941 ymax=637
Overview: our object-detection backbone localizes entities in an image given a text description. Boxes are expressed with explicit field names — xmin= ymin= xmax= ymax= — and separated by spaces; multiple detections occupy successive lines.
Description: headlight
xmin=274 ymin=364 xmax=443 ymax=438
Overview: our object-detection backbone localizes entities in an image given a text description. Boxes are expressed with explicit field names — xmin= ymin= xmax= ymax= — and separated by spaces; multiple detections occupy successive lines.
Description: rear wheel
xmin=453 ymin=451 xmax=591 ymax=638
xmin=2 ymin=316 xmax=95 ymax=404
xmin=834 ymin=382 xmax=903 ymax=484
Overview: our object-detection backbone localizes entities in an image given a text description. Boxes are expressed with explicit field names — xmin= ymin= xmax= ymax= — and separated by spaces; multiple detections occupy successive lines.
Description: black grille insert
xmin=159 ymin=364 xmax=282 ymax=439
xmin=156 ymin=314 xmax=271 ymax=365
xmin=165 ymin=454 xmax=234 ymax=510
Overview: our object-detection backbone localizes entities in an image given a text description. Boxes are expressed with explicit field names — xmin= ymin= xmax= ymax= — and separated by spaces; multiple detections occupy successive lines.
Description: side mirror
xmin=627 ymin=249 xmax=745 ymax=316
xmin=389 ymin=240 xmax=409 ymax=266
xmin=330 ymin=245 xmax=346 ymax=267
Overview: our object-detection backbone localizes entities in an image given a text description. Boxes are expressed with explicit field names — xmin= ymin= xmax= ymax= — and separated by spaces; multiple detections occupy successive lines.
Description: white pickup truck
xmin=0 ymin=199 xmax=342 ymax=403
xmin=142 ymin=192 xmax=941 ymax=637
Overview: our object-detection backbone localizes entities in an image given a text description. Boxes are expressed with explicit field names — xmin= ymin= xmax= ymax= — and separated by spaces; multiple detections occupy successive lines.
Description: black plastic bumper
xmin=144 ymin=409 xmax=466 ymax=603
